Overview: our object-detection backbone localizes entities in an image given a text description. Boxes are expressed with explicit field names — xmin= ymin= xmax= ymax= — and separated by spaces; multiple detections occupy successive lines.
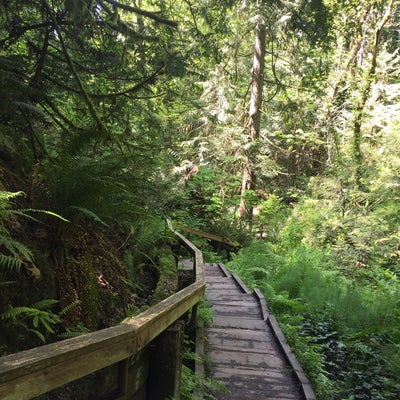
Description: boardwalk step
xmin=212 ymin=305 xmax=261 ymax=317
xmin=211 ymin=316 xmax=267 ymax=330
xmin=203 ymin=262 xmax=314 ymax=400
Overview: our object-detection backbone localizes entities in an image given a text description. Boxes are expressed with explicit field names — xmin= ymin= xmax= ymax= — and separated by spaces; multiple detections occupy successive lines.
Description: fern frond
xmin=58 ymin=324 xmax=90 ymax=339
xmin=0 ymin=190 xmax=25 ymax=204
xmin=59 ymin=300 xmax=80 ymax=316
xmin=246 ymin=266 xmax=269 ymax=276
xmin=0 ymin=191 xmax=25 ymax=216
xmin=0 ymin=234 xmax=34 ymax=262
xmin=17 ymin=209 xmax=70 ymax=222
xmin=0 ymin=253 xmax=22 ymax=271
xmin=1 ymin=306 xmax=34 ymax=320
xmin=31 ymin=299 xmax=59 ymax=310
xmin=28 ymin=328 xmax=46 ymax=343
xmin=70 ymin=206 xmax=109 ymax=226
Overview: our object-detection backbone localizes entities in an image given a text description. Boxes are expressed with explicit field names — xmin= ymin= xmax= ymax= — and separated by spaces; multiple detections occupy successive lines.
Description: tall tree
xmin=238 ymin=13 xmax=266 ymax=222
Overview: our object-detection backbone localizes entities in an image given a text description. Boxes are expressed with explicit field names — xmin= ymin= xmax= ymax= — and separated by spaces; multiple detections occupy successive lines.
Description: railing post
xmin=147 ymin=320 xmax=185 ymax=400
xmin=117 ymin=359 xmax=129 ymax=397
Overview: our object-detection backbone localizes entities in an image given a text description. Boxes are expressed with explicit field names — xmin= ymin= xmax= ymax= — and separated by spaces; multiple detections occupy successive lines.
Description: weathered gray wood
xmin=254 ymin=288 xmax=269 ymax=320
xmin=207 ymin=348 xmax=288 ymax=369
xmin=211 ymin=316 xmax=267 ymax=330
xmin=118 ymin=359 xmax=129 ymax=396
xmin=204 ymin=276 xmax=234 ymax=283
xmin=232 ymin=272 xmax=252 ymax=294
xmin=206 ymin=282 xmax=240 ymax=290
xmin=206 ymin=335 xmax=276 ymax=351
xmin=204 ymin=262 xmax=316 ymax=400
xmin=148 ymin=320 xmax=185 ymax=400
xmin=212 ymin=305 xmax=261 ymax=317
xmin=206 ymin=289 xmax=249 ymax=296
xmin=206 ymin=293 xmax=254 ymax=302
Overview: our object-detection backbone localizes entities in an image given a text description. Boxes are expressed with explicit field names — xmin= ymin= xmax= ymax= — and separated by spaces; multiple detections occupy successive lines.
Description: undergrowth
xmin=226 ymin=192 xmax=400 ymax=399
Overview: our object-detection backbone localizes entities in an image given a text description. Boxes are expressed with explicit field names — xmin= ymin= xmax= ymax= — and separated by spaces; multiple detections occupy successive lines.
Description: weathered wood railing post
xmin=147 ymin=320 xmax=185 ymax=400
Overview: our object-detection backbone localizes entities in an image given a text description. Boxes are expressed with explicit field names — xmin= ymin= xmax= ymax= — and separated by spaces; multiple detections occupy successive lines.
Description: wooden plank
xmin=210 ymin=300 xmax=261 ymax=307
xmin=210 ymin=316 xmax=267 ymax=330
xmin=203 ymin=259 xmax=313 ymax=400
xmin=206 ymin=293 xmax=255 ymax=302
xmin=232 ymin=273 xmax=252 ymax=294
xmin=206 ymin=348 xmax=287 ymax=369
xmin=211 ymin=366 xmax=294 ymax=380
xmin=207 ymin=343 xmax=279 ymax=356
xmin=206 ymin=327 xmax=270 ymax=342
xmin=268 ymin=315 xmax=316 ymax=400
xmin=206 ymin=289 xmax=244 ymax=296
xmin=212 ymin=305 xmax=261 ymax=317
xmin=217 ymin=263 xmax=231 ymax=277
xmin=206 ymin=336 xmax=276 ymax=351
xmin=206 ymin=282 xmax=240 ymax=290
xmin=171 ymin=222 xmax=240 ymax=248
xmin=205 ymin=277 xmax=234 ymax=283
xmin=254 ymin=288 xmax=269 ymax=320
xmin=148 ymin=320 xmax=185 ymax=400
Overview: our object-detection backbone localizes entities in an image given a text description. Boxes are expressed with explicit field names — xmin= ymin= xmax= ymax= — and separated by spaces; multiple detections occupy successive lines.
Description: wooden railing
xmin=0 ymin=220 xmax=205 ymax=400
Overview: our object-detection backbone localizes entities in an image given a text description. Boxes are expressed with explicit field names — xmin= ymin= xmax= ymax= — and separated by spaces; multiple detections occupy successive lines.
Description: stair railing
xmin=0 ymin=220 xmax=205 ymax=400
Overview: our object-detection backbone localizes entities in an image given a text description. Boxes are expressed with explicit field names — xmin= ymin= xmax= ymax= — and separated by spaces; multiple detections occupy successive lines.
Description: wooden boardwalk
xmin=203 ymin=262 xmax=315 ymax=400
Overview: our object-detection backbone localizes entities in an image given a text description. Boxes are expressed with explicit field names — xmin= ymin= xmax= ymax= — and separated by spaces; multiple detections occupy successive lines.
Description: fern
xmin=0 ymin=190 xmax=69 ymax=273
xmin=31 ymin=299 xmax=59 ymax=309
xmin=1 ymin=306 xmax=35 ymax=320
xmin=58 ymin=323 xmax=90 ymax=339
xmin=70 ymin=206 xmax=108 ymax=226
xmin=59 ymin=299 xmax=80 ymax=317
xmin=0 ymin=234 xmax=34 ymax=261
xmin=1 ymin=300 xmax=62 ymax=342
xmin=0 ymin=253 xmax=22 ymax=271
xmin=15 ymin=209 xmax=70 ymax=222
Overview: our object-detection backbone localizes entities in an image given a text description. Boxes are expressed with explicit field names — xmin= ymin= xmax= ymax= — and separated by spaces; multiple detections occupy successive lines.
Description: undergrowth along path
xmin=203 ymin=262 xmax=315 ymax=400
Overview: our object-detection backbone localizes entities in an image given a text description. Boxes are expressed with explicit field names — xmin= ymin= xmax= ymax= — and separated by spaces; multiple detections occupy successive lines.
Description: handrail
xmin=0 ymin=220 xmax=205 ymax=400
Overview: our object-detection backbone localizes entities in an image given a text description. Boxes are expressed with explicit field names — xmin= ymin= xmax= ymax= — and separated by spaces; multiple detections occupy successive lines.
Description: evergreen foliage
xmin=0 ymin=0 xmax=399 ymax=398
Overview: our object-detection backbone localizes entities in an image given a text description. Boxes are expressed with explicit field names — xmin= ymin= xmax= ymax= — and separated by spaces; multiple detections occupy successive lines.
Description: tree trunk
xmin=352 ymin=0 xmax=394 ymax=189
xmin=238 ymin=15 xmax=266 ymax=223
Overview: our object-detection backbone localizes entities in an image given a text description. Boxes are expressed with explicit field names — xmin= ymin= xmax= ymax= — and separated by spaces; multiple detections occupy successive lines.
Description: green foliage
xmin=180 ymin=349 xmax=229 ymax=400
xmin=0 ymin=299 xmax=83 ymax=345
xmin=227 ymin=240 xmax=281 ymax=290
xmin=0 ymin=3 xmax=399 ymax=398
xmin=1 ymin=299 xmax=60 ymax=342
xmin=0 ymin=191 xmax=34 ymax=272
xmin=227 ymin=233 xmax=400 ymax=399
xmin=254 ymin=194 xmax=289 ymax=241
xmin=184 ymin=166 xmax=240 ymax=226
xmin=0 ymin=297 xmax=84 ymax=349
xmin=196 ymin=299 xmax=214 ymax=327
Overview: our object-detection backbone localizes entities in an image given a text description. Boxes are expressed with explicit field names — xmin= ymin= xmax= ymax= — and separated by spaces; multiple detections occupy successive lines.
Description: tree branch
xmin=102 ymin=0 xmax=178 ymax=27
xmin=43 ymin=0 xmax=107 ymax=134
xmin=42 ymin=64 xmax=164 ymax=99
